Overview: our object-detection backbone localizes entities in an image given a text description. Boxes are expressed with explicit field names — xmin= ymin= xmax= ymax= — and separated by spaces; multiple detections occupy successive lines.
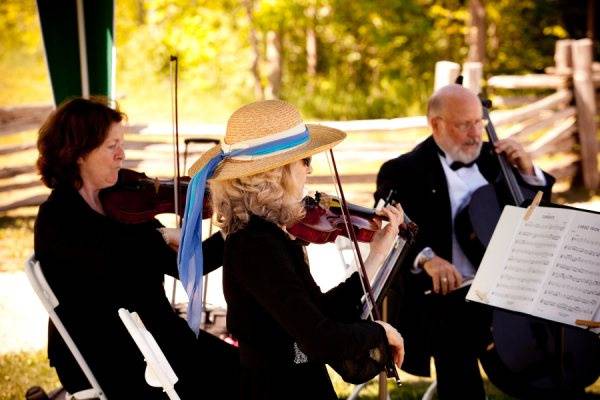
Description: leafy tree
xmin=0 ymin=0 xmax=590 ymax=118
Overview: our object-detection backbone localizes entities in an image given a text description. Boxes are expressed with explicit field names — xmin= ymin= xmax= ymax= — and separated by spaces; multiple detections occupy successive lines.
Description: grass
xmin=0 ymin=350 xmax=505 ymax=400
xmin=0 ymin=210 xmax=35 ymax=272
xmin=0 ymin=351 xmax=59 ymax=400
xmin=331 ymin=364 xmax=600 ymax=400
xmin=0 ymin=351 xmax=597 ymax=400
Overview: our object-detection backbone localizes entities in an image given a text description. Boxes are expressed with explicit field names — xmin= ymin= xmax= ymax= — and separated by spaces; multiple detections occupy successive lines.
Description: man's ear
xmin=429 ymin=116 xmax=441 ymax=135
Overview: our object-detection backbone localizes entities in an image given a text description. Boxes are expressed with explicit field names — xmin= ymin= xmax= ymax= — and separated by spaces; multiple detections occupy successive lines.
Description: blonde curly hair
xmin=209 ymin=164 xmax=305 ymax=235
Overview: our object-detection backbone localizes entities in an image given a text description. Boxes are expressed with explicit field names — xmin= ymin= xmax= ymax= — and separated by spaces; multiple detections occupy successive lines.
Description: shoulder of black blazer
xmin=376 ymin=136 xmax=440 ymax=198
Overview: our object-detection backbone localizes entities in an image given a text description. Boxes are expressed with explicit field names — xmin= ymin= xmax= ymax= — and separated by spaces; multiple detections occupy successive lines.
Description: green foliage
xmin=0 ymin=0 xmax=587 ymax=119
xmin=110 ymin=0 xmax=589 ymax=119
xmin=0 ymin=351 xmax=59 ymax=400
xmin=0 ymin=1 xmax=51 ymax=106
xmin=484 ymin=0 xmax=563 ymax=74
xmin=0 ymin=1 xmax=41 ymax=56
xmin=279 ymin=0 xmax=438 ymax=118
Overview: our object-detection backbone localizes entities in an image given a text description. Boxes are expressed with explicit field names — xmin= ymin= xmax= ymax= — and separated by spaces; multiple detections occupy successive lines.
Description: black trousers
xmin=173 ymin=330 xmax=240 ymax=400
xmin=428 ymin=290 xmax=491 ymax=400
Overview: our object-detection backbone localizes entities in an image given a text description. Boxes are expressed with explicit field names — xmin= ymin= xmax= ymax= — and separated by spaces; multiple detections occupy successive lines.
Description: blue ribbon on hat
xmin=178 ymin=128 xmax=310 ymax=335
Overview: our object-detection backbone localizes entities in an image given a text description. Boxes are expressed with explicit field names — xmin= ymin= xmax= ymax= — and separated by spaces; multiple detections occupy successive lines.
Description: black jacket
xmin=374 ymin=136 xmax=555 ymax=376
xmin=34 ymin=186 xmax=231 ymax=399
xmin=223 ymin=215 xmax=389 ymax=400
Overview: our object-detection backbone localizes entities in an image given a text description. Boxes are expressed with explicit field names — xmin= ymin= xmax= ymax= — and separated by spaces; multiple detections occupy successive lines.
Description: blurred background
xmin=1 ymin=1 xmax=599 ymax=399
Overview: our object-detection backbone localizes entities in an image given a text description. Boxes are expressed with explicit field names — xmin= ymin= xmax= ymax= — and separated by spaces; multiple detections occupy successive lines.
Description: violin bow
xmin=326 ymin=149 xmax=402 ymax=387
xmin=169 ymin=55 xmax=181 ymax=306
xmin=170 ymin=55 xmax=182 ymax=227
xmin=170 ymin=57 xmax=215 ymax=313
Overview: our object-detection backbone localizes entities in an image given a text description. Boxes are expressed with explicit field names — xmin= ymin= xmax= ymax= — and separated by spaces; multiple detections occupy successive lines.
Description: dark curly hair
xmin=37 ymin=97 xmax=126 ymax=189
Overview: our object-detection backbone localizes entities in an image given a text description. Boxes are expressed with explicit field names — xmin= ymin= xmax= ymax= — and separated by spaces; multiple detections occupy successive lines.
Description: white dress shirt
xmin=413 ymin=152 xmax=547 ymax=278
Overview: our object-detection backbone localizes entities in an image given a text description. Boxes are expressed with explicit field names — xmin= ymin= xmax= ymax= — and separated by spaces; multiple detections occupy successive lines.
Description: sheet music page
xmin=536 ymin=211 xmax=600 ymax=325
xmin=467 ymin=205 xmax=600 ymax=328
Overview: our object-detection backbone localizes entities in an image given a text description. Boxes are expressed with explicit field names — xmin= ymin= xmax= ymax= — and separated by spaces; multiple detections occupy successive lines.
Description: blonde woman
xmin=179 ymin=100 xmax=404 ymax=399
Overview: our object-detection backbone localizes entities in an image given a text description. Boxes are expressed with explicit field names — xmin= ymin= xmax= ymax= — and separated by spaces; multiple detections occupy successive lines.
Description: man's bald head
xmin=427 ymin=84 xmax=481 ymax=121
xmin=427 ymin=84 xmax=484 ymax=163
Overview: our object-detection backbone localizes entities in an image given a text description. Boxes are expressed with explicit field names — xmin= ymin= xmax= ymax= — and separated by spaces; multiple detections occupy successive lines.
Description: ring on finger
xmin=441 ymin=277 xmax=448 ymax=283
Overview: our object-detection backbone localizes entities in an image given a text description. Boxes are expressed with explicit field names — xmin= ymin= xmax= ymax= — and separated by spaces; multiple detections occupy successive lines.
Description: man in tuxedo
xmin=374 ymin=84 xmax=554 ymax=399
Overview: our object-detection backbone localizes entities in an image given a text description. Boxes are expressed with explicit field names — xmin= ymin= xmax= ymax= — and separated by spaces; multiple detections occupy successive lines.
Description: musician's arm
xmin=201 ymin=231 xmax=225 ymax=274
xmin=152 ymin=221 xmax=224 ymax=278
xmin=230 ymin=232 xmax=389 ymax=362
xmin=321 ymin=272 xmax=364 ymax=321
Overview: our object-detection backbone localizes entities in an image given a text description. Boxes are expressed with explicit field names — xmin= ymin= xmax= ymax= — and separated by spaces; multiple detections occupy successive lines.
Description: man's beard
xmin=438 ymin=137 xmax=482 ymax=164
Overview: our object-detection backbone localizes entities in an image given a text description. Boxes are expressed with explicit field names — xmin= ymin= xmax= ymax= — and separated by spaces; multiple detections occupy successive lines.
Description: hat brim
xmin=188 ymin=124 xmax=346 ymax=181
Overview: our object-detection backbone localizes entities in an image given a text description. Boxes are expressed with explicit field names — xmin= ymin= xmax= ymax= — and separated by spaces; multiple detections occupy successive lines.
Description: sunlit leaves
xmin=0 ymin=0 xmax=575 ymax=118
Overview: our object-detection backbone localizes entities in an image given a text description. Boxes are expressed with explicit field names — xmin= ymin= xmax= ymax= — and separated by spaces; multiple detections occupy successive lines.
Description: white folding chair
xmin=25 ymin=254 xmax=107 ymax=400
xmin=421 ymin=380 xmax=437 ymax=400
xmin=117 ymin=308 xmax=181 ymax=400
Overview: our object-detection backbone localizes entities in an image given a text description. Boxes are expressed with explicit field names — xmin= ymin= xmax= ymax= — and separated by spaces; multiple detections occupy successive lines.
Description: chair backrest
xmin=117 ymin=308 xmax=181 ymax=400
xmin=421 ymin=380 xmax=437 ymax=400
xmin=25 ymin=254 xmax=108 ymax=400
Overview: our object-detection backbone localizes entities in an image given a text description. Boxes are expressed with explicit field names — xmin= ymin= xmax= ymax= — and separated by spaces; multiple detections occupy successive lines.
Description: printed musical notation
xmin=467 ymin=205 xmax=600 ymax=330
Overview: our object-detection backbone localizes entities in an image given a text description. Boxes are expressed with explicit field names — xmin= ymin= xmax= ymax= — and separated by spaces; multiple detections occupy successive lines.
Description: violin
xmin=288 ymin=192 xmax=418 ymax=244
xmin=99 ymin=168 xmax=212 ymax=224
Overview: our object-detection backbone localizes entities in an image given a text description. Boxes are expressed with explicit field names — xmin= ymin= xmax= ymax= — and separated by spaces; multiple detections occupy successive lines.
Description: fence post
xmin=462 ymin=62 xmax=483 ymax=94
xmin=434 ymin=61 xmax=461 ymax=92
xmin=571 ymin=38 xmax=599 ymax=190
xmin=554 ymin=39 xmax=573 ymax=74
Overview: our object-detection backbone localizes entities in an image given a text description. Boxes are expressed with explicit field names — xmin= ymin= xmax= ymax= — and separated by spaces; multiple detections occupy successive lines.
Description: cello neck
xmin=482 ymin=105 xmax=525 ymax=206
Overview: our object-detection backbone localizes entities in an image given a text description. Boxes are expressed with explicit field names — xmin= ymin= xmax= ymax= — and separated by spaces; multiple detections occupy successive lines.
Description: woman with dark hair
xmin=34 ymin=97 xmax=239 ymax=399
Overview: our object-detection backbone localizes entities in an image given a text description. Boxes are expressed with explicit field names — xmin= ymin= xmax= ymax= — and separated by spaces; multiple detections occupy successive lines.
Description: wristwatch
xmin=417 ymin=247 xmax=436 ymax=267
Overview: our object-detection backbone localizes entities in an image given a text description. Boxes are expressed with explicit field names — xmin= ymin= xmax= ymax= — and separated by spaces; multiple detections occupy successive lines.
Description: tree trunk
xmin=306 ymin=6 xmax=317 ymax=93
xmin=135 ymin=0 xmax=146 ymax=24
xmin=265 ymin=30 xmax=282 ymax=99
xmin=244 ymin=0 xmax=264 ymax=100
xmin=467 ymin=0 xmax=485 ymax=64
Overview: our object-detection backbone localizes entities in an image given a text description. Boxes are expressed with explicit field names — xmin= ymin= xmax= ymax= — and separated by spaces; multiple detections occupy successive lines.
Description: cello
xmin=455 ymin=95 xmax=600 ymax=399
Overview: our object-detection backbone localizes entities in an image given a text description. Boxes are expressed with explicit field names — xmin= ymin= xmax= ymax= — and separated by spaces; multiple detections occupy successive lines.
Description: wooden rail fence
xmin=1 ymin=39 xmax=598 ymax=212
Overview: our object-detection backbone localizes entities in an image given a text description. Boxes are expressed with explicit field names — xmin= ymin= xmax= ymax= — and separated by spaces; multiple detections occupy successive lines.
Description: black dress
xmin=223 ymin=215 xmax=390 ymax=400
xmin=34 ymin=186 xmax=239 ymax=399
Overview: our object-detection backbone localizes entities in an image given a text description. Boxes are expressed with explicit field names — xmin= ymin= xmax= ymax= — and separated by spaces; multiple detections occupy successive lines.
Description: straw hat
xmin=188 ymin=100 xmax=346 ymax=181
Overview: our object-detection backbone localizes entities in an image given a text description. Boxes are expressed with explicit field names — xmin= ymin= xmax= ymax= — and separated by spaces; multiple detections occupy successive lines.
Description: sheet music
xmin=467 ymin=205 xmax=600 ymax=330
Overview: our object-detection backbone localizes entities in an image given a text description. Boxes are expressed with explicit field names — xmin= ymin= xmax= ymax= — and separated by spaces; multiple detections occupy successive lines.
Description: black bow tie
xmin=450 ymin=160 xmax=476 ymax=171
xmin=434 ymin=141 xmax=477 ymax=171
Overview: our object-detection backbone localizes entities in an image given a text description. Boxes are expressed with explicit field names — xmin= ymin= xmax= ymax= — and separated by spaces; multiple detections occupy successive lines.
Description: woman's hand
xmin=375 ymin=320 xmax=405 ymax=368
xmin=364 ymin=204 xmax=404 ymax=280
xmin=158 ymin=227 xmax=181 ymax=251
